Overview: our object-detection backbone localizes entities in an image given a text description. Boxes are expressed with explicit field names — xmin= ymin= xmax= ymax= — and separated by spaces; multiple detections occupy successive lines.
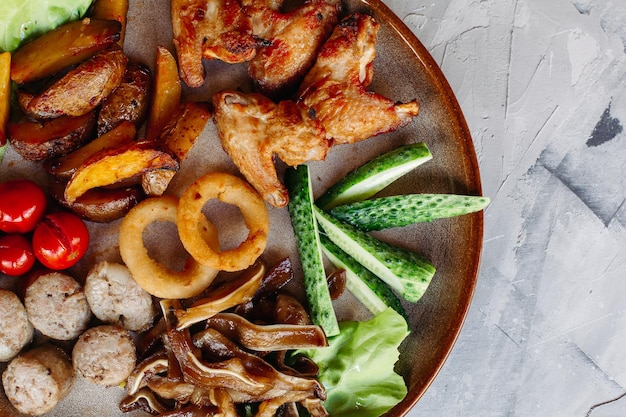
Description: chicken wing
xmin=213 ymin=90 xmax=330 ymax=207
xmin=298 ymin=13 xmax=420 ymax=144
xmin=244 ymin=0 xmax=341 ymax=99
xmin=171 ymin=0 xmax=257 ymax=87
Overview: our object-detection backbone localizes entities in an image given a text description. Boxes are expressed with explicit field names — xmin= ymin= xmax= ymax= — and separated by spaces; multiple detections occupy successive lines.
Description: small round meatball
xmin=72 ymin=325 xmax=137 ymax=386
xmin=85 ymin=261 xmax=155 ymax=331
xmin=2 ymin=344 xmax=75 ymax=416
xmin=0 ymin=289 xmax=34 ymax=362
xmin=24 ymin=272 xmax=92 ymax=340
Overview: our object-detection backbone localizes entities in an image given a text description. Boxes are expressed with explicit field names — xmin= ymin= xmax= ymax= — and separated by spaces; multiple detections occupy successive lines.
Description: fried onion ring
xmin=177 ymin=172 xmax=269 ymax=272
xmin=119 ymin=195 xmax=220 ymax=299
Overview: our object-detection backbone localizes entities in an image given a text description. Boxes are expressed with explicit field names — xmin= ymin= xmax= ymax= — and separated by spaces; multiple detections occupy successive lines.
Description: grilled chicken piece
xmin=298 ymin=13 xmax=420 ymax=144
xmin=171 ymin=0 xmax=257 ymax=87
xmin=213 ymin=90 xmax=330 ymax=207
xmin=244 ymin=0 xmax=341 ymax=99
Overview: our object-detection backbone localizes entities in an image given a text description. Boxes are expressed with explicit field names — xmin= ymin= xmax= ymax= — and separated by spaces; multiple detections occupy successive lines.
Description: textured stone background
xmin=385 ymin=0 xmax=626 ymax=416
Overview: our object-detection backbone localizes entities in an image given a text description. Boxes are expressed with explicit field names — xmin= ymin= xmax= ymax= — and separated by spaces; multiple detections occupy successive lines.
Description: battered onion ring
xmin=177 ymin=172 xmax=269 ymax=272
xmin=119 ymin=195 xmax=220 ymax=299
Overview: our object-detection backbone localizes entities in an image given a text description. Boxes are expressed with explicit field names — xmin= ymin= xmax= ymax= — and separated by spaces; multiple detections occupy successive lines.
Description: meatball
xmin=2 ymin=344 xmax=75 ymax=416
xmin=0 ymin=289 xmax=34 ymax=362
xmin=72 ymin=324 xmax=137 ymax=386
xmin=24 ymin=272 xmax=92 ymax=340
xmin=85 ymin=261 xmax=155 ymax=331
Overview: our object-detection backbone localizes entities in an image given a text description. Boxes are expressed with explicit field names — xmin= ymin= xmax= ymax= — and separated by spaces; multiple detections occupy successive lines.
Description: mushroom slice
xmin=167 ymin=326 xmax=270 ymax=396
xmin=205 ymin=313 xmax=327 ymax=351
xmin=173 ymin=261 xmax=266 ymax=330
xmin=145 ymin=375 xmax=196 ymax=402
xmin=256 ymin=390 xmax=327 ymax=417
xmin=273 ymin=293 xmax=313 ymax=326
xmin=273 ymin=351 xmax=319 ymax=378
xmin=119 ymin=387 xmax=169 ymax=415
xmin=183 ymin=327 xmax=325 ymax=404
xmin=300 ymin=398 xmax=329 ymax=417
xmin=126 ymin=351 xmax=169 ymax=395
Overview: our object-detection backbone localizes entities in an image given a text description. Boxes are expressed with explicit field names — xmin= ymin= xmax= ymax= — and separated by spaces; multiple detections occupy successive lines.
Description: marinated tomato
xmin=0 ymin=179 xmax=47 ymax=233
xmin=32 ymin=211 xmax=89 ymax=270
xmin=0 ymin=234 xmax=36 ymax=276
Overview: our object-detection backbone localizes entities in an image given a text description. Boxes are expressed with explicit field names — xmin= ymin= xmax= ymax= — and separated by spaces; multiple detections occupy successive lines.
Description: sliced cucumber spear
xmin=329 ymin=194 xmax=490 ymax=231
xmin=320 ymin=235 xmax=408 ymax=321
xmin=285 ymin=165 xmax=340 ymax=337
xmin=314 ymin=206 xmax=435 ymax=303
xmin=315 ymin=142 xmax=433 ymax=210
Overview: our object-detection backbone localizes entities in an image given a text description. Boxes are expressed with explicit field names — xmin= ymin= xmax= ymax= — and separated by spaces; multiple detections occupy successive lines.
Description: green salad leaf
xmin=0 ymin=0 xmax=94 ymax=52
xmin=298 ymin=307 xmax=409 ymax=417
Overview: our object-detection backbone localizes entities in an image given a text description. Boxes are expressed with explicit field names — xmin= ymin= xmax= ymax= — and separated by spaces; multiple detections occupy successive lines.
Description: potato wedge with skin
xmin=145 ymin=46 xmax=181 ymax=143
xmin=97 ymin=62 xmax=152 ymax=135
xmin=64 ymin=142 xmax=179 ymax=204
xmin=44 ymin=121 xmax=136 ymax=180
xmin=161 ymin=101 xmax=211 ymax=162
xmin=8 ymin=112 xmax=96 ymax=161
xmin=141 ymin=168 xmax=177 ymax=196
xmin=0 ymin=52 xmax=10 ymax=147
xmin=11 ymin=18 xmax=122 ymax=84
xmin=50 ymin=179 xmax=144 ymax=223
xmin=91 ymin=0 xmax=130 ymax=46
xmin=27 ymin=45 xmax=128 ymax=119
xmin=16 ymin=89 xmax=36 ymax=117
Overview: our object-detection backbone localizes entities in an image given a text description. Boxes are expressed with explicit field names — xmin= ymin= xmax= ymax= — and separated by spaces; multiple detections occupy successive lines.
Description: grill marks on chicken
xmin=245 ymin=0 xmax=341 ymax=98
xmin=171 ymin=0 xmax=340 ymax=93
xmin=210 ymin=12 xmax=420 ymax=207
xmin=298 ymin=13 xmax=420 ymax=144
xmin=171 ymin=0 xmax=257 ymax=87
xmin=213 ymin=90 xmax=330 ymax=207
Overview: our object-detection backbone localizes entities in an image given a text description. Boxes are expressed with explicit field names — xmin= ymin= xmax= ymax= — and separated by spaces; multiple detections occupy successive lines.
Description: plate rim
xmin=356 ymin=0 xmax=485 ymax=414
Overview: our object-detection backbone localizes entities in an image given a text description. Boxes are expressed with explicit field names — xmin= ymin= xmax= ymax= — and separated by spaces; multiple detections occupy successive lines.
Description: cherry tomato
xmin=0 ymin=234 xmax=36 ymax=276
xmin=0 ymin=179 xmax=47 ymax=234
xmin=32 ymin=211 xmax=89 ymax=270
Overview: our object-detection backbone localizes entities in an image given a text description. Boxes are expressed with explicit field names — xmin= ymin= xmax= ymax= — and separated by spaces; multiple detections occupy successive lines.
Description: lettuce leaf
xmin=0 ymin=0 xmax=94 ymax=52
xmin=298 ymin=308 xmax=409 ymax=417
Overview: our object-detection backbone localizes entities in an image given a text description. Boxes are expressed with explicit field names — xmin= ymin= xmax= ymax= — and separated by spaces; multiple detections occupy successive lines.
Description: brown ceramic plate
xmin=0 ymin=0 xmax=483 ymax=415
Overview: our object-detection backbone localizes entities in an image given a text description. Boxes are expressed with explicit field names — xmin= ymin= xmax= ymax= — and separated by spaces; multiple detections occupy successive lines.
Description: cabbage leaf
xmin=298 ymin=307 xmax=409 ymax=417
xmin=0 ymin=0 xmax=94 ymax=52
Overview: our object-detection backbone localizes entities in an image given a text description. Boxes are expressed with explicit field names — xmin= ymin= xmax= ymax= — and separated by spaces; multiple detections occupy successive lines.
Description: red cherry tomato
xmin=0 ymin=234 xmax=36 ymax=276
xmin=32 ymin=211 xmax=90 ymax=270
xmin=0 ymin=179 xmax=47 ymax=234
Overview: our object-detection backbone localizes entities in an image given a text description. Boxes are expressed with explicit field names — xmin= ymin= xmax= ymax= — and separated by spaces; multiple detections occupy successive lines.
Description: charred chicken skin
xmin=171 ymin=0 xmax=341 ymax=94
xmin=244 ymin=0 xmax=341 ymax=99
xmin=213 ymin=90 xmax=330 ymax=207
xmin=171 ymin=0 xmax=257 ymax=87
xmin=298 ymin=13 xmax=420 ymax=144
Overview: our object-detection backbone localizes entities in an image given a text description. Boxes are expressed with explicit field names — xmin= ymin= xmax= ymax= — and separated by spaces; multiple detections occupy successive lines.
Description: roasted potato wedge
xmin=51 ymin=178 xmax=144 ymax=223
xmin=145 ymin=46 xmax=181 ymax=142
xmin=161 ymin=101 xmax=211 ymax=162
xmin=91 ymin=0 xmax=130 ymax=46
xmin=44 ymin=120 xmax=136 ymax=179
xmin=141 ymin=168 xmax=177 ymax=196
xmin=97 ymin=62 xmax=152 ymax=135
xmin=0 ymin=52 xmax=10 ymax=146
xmin=8 ymin=112 xmax=96 ymax=161
xmin=27 ymin=45 xmax=128 ymax=119
xmin=16 ymin=89 xmax=36 ymax=117
xmin=11 ymin=18 xmax=122 ymax=84
xmin=64 ymin=142 xmax=179 ymax=204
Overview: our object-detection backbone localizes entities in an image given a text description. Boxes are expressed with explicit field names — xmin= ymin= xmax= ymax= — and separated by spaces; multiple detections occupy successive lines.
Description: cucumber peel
xmin=314 ymin=206 xmax=435 ymax=303
xmin=316 ymin=142 xmax=433 ymax=210
xmin=286 ymin=165 xmax=340 ymax=337
xmin=329 ymin=194 xmax=490 ymax=231
xmin=320 ymin=235 xmax=408 ymax=321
